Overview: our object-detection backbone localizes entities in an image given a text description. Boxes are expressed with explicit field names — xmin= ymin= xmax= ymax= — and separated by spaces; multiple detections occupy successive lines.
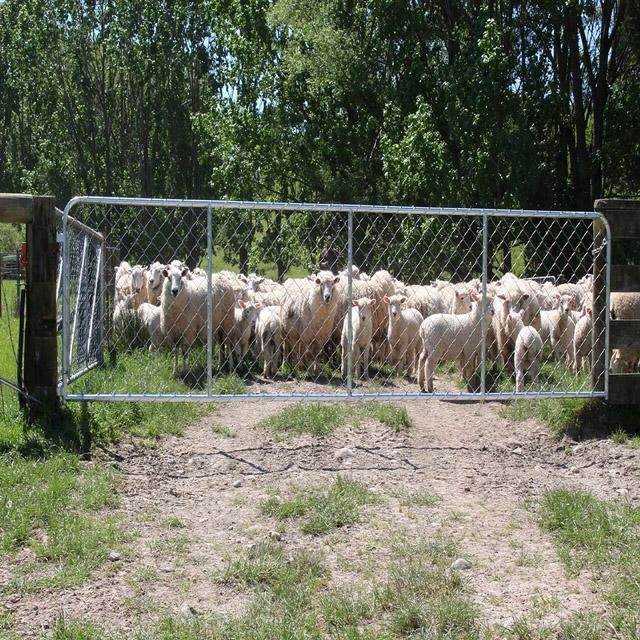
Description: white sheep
xmin=161 ymin=265 xmax=237 ymax=375
xmin=256 ymin=305 xmax=283 ymax=378
xmin=137 ymin=302 xmax=164 ymax=350
xmin=384 ymin=294 xmax=423 ymax=377
xmin=402 ymin=284 xmax=448 ymax=318
xmin=540 ymin=293 xmax=577 ymax=367
xmin=281 ymin=270 xmax=341 ymax=373
xmin=115 ymin=260 xmax=145 ymax=307
xmin=418 ymin=293 xmax=494 ymax=393
xmin=507 ymin=309 xmax=543 ymax=392
xmin=145 ymin=261 xmax=165 ymax=306
xmin=228 ymin=299 xmax=262 ymax=370
xmin=341 ymin=297 xmax=375 ymax=380
xmin=573 ymin=305 xmax=593 ymax=373
xmin=609 ymin=293 xmax=640 ymax=373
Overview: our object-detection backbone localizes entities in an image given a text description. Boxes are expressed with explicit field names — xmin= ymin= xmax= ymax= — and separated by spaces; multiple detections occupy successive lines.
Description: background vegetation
xmin=0 ymin=0 xmax=638 ymax=276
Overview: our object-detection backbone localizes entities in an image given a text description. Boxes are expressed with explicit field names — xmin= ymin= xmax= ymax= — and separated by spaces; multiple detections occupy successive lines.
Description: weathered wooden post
xmin=0 ymin=194 xmax=59 ymax=410
xmin=593 ymin=199 xmax=640 ymax=404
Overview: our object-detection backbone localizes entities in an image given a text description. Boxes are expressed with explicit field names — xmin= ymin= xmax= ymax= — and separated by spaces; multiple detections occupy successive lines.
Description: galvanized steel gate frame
xmin=59 ymin=196 xmax=612 ymax=402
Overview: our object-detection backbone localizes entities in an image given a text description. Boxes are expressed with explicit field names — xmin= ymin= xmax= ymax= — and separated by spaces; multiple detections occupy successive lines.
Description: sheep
xmin=609 ymin=292 xmax=640 ymax=373
xmin=331 ymin=269 xmax=396 ymax=364
xmin=228 ymin=299 xmax=262 ymax=371
xmin=115 ymin=260 xmax=146 ymax=306
xmin=384 ymin=294 xmax=423 ymax=377
xmin=114 ymin=260 xmax=132 ymax=304
xmin=402 ymin=284 xmax=448 ymax=318
xmin=256 ymin=305 xmax=283 ymax=378
xmin=160 ymin=264 xmax=237 ymax=375
xmin=341 ymin=297 xmax=375 ymax=380
xmin=418 ymin=293 xmax=495 ymax=393
xmin=539 ymin=293 xmax=577 ymax=367
xmin=112 ymin=293 xmax=137 ymax=334
xmin=574 ymin=305 xmax=593 ymax=373
xmin=145 ymin=261 xmax=166 ymax=306
xmin=507 ymin=309 xmax=543 ymax=392
xmin=493 ymin=278 xmax=542 ymax=371
xmin=281 ymin=270 xmax=341 ymax=373
xmin=137 ymin=302 xmax=164 ymax=350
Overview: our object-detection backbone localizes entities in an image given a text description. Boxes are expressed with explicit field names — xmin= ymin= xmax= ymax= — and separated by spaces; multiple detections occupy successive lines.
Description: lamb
xmin=493 ymin=278 xmax=542 ymax=371
xmin=114 ymin=260 xmax=132 ymax=304
xmin=281 ymin=270 xmax=341 ymax=373
xmin=115 ymin=260 xmax=145 ymax=307
xmin=341 ymin=297 xmax=375 ymax=380
xmin=539 ymin=293 xmax=577 ymax=367
xmin=137 ymin=302 xmax=164 ymax=350
xmin=145 ymin=261 xmax=165 ymax=306
xmin=384 ymin=294 xmax=423 ymax=377
xmin=418 ymin=293 xmax=495 ymax=393
xmin=112 ymin=293 xmax=137 ymax=334
xmin=228 ymin=299 xmax=262 ymax=370
xmin=573 ymin=305 xmax=593 ymax=373
xmin=256 ymin=305 xmax=283 ymax=378
xmin=507 ymin=309 xmax=543 ymax=392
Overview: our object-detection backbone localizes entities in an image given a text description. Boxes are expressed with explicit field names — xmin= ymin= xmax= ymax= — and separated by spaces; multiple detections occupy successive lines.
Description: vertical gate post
xmin=24 ymin=196 xmax=59 ymax=409
xmin=591 ymin=212 xmax=607 ymax=393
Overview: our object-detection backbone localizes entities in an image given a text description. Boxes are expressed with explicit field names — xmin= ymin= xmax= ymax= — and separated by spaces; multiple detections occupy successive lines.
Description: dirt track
xmin=5 ymin=383 xmax=640 ymax=636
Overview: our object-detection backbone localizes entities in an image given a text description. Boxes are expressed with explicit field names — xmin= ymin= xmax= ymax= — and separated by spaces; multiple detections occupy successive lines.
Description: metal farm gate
xmin=58 ymin=197 xmax=611 ymax=402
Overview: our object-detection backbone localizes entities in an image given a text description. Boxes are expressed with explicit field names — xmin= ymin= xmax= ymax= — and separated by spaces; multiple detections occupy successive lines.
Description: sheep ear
xmin=369 ymin=298 xmax=376 ymax=306
xmin=181 ymin=268 xmax=189 ymax=277
xmin=554 ymin=292 xmax=560 ymax=300
xmin=587 ymin=307 xmax=592 ymax=316
xmin=522 ymin=293 xmax=529 ymax=300
xmin=497 ymin=293 xmax=507 ymax=301
xmin=306 ymin=274 xmax=315 ymax=282
xmin=383 ymin=295 xmax=390 ymax=304
xmin=315 ymin=277 xmax=321 ymax=285
xmin=237 ymin=299 xmax=246 ymax=308
xmin=334 ymin=276 xmax=340 ymax=284
xmin=238 ymin=273 xmax=248 ymax=283
xmin=399 ymin=296 xmax=406 ymax=304
xmin=352 ymin=299 xmax=359 ymax=307
xmin=470 ymin=291 xmax=479 ymax=301
xmin=255 ymin=302 xmax=262 ymax=309
xmin=162 ymin=269 xmax=168 ymax=278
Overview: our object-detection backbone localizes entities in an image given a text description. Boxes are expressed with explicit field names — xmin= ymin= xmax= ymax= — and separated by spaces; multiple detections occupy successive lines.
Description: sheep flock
xmin=112 ymin=259 xmax=634 ymax=392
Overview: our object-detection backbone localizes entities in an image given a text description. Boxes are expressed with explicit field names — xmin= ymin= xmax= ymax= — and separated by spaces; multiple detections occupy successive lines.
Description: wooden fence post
xmin=594 ymin=199 xmax=640 ymax=404
xmin=23 ymin=196 xmax=59 ymax=409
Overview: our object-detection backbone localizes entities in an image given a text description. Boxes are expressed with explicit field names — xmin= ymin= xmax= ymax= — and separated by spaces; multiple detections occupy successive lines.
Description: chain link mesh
xmin=57 ymin=212 xmax=105 ymax=384
xmin=60 ymin=199 xmax=607 ymax=400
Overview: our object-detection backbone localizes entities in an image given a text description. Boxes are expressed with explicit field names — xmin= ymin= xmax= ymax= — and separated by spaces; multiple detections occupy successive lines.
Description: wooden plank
xmin=608 ymin=373 xmax=640 ymax=405
xmin=23 ymin=196 xmax=58 ymax=408
xmin=610 ymin=320 xmax=640 ymax=350
xmin=0 ymin=193 xmax=33 ymax=224
xmin=611 ymin=264 xmax=640 ymax=292
xmin=594 ymin=198 xmax=640 ymax=239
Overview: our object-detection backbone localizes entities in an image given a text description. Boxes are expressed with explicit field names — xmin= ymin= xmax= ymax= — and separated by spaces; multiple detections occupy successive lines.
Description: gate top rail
xmin=65 ymin=195 xmax=603 ymax=221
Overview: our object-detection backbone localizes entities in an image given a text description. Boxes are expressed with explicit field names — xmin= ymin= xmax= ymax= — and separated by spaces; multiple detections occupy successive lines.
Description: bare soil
xmin=4 ymin=379 xmax=640 ymax=637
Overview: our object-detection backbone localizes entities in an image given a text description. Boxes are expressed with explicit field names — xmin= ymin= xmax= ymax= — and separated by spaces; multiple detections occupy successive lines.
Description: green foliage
xmin=261 ymin=475 xmax=381 ymax=534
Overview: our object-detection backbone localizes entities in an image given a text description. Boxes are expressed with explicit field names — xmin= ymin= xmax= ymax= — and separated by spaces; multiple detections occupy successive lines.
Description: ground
xmin=3 ymin=379 xmax=639 ymax=637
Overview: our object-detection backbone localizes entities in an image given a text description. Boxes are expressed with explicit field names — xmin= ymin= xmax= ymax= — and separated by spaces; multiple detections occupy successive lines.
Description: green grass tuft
xmin=260 ymin=401 xmax=412 ymax=437
xmin=540 ymin=488 xmax=640 ymax=624
xmin=261 ymin=476 xmax=381 ymax=535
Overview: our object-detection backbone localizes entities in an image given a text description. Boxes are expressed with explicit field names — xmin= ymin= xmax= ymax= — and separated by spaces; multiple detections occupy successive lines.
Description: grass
xmin=539 ymin=488 xmax=640 ymax=634
xmin=54 ymin=531 xmax=478 ymax=639
xmin=261 ymin=475 xmax=382 ymax=535
xmin=260 ymin=401 xmax=412 ymax=437
xmin=0 ymin=453 xmax=129 ymax=592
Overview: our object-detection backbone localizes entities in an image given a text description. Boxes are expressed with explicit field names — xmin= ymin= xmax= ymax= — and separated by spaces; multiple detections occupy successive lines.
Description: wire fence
xmin=60 ymin=197 xmax=610 ymax=401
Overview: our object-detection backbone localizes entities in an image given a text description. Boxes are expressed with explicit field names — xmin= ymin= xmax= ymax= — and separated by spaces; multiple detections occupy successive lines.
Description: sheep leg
xmin=418 ymin=349 xmax=427 ymax=391
xmin=363 ymin=344 xmax=370 ymax=379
